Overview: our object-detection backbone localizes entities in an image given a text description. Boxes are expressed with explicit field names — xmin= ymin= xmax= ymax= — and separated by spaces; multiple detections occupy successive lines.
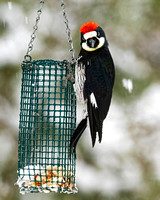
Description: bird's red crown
xmin=80 ymin=21 xmax=99 ymax=34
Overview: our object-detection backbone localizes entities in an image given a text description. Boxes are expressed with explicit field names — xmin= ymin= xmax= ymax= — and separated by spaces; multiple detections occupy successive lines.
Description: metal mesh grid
xmin=16 ymin=59 xmax=77 ymax=194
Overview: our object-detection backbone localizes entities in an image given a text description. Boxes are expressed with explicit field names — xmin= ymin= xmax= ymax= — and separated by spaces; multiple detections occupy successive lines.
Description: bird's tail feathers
xmin=87 ymin=97 xmax=103 ymax=147
xmin=87 ymin=98 xmax=96 ymax=147
xmin=70 ymin=117 xmax=87 ymax=154
xmin=97 ymin=121 xmax=103 ymax=143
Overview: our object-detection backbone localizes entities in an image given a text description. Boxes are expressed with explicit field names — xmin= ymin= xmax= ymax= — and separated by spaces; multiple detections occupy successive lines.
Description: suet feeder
xmin=16 ymin=0 xmax=77 ymax=194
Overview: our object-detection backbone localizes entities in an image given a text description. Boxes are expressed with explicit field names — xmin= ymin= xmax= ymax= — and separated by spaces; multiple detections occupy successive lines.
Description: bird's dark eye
xmin=82 ymin=36 xmax=86 ymax=42
xmin=97 ymin=31 xmax=101 ymax=38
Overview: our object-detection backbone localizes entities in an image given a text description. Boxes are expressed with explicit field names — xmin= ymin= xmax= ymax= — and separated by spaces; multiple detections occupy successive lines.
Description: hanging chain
xmin=24 ymin=0 xmax=76 ymax=84
xmin=60 ymin=0 xmax=76 ymax=64
xmin=24 ymin=0 xmax=45 ymax=61
xmin=60 ymin=0 xmax=76 ymax=83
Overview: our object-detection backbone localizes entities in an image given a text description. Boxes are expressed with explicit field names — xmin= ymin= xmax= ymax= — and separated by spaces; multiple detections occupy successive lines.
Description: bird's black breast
xmin=80 ymin=47 xmax=115 ymax=100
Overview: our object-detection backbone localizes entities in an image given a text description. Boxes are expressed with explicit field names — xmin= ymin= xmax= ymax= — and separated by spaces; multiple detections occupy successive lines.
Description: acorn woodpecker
xmin=70 ymin=22 xmax=115 ymax=153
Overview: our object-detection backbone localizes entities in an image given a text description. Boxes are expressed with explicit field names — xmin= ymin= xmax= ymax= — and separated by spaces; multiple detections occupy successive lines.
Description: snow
xmin=8 ymin=2 xmax=13 ymax=11
xmin=122 ymin=78 xmax=133 ymax=93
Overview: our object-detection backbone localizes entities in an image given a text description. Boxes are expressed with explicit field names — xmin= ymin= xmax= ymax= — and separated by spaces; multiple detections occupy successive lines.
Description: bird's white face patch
xmin=82 ymin=31 xmax=105 ymax=52
xmin=83 ymin=31 xmax=97 ymax=40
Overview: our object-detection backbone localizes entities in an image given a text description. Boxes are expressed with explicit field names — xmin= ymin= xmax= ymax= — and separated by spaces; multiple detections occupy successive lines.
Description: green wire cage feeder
xmin=16 ymin=0 xmax=77 ymax=194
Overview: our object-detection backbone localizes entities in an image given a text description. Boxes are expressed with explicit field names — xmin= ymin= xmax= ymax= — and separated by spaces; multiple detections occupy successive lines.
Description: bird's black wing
xmin=95 ymin=47 xmax=115 ymax=120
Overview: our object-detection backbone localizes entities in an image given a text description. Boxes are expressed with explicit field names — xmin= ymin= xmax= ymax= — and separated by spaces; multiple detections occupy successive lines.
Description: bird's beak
xmin=87 ymin=37 xmax=99 ymax=49
xmin=87 ymin=38 xmax=97 ymax=48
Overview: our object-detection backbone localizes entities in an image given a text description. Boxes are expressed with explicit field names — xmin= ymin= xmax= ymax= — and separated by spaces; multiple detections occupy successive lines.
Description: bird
xmin=70 ymin=21 xmax=115 ymax=154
